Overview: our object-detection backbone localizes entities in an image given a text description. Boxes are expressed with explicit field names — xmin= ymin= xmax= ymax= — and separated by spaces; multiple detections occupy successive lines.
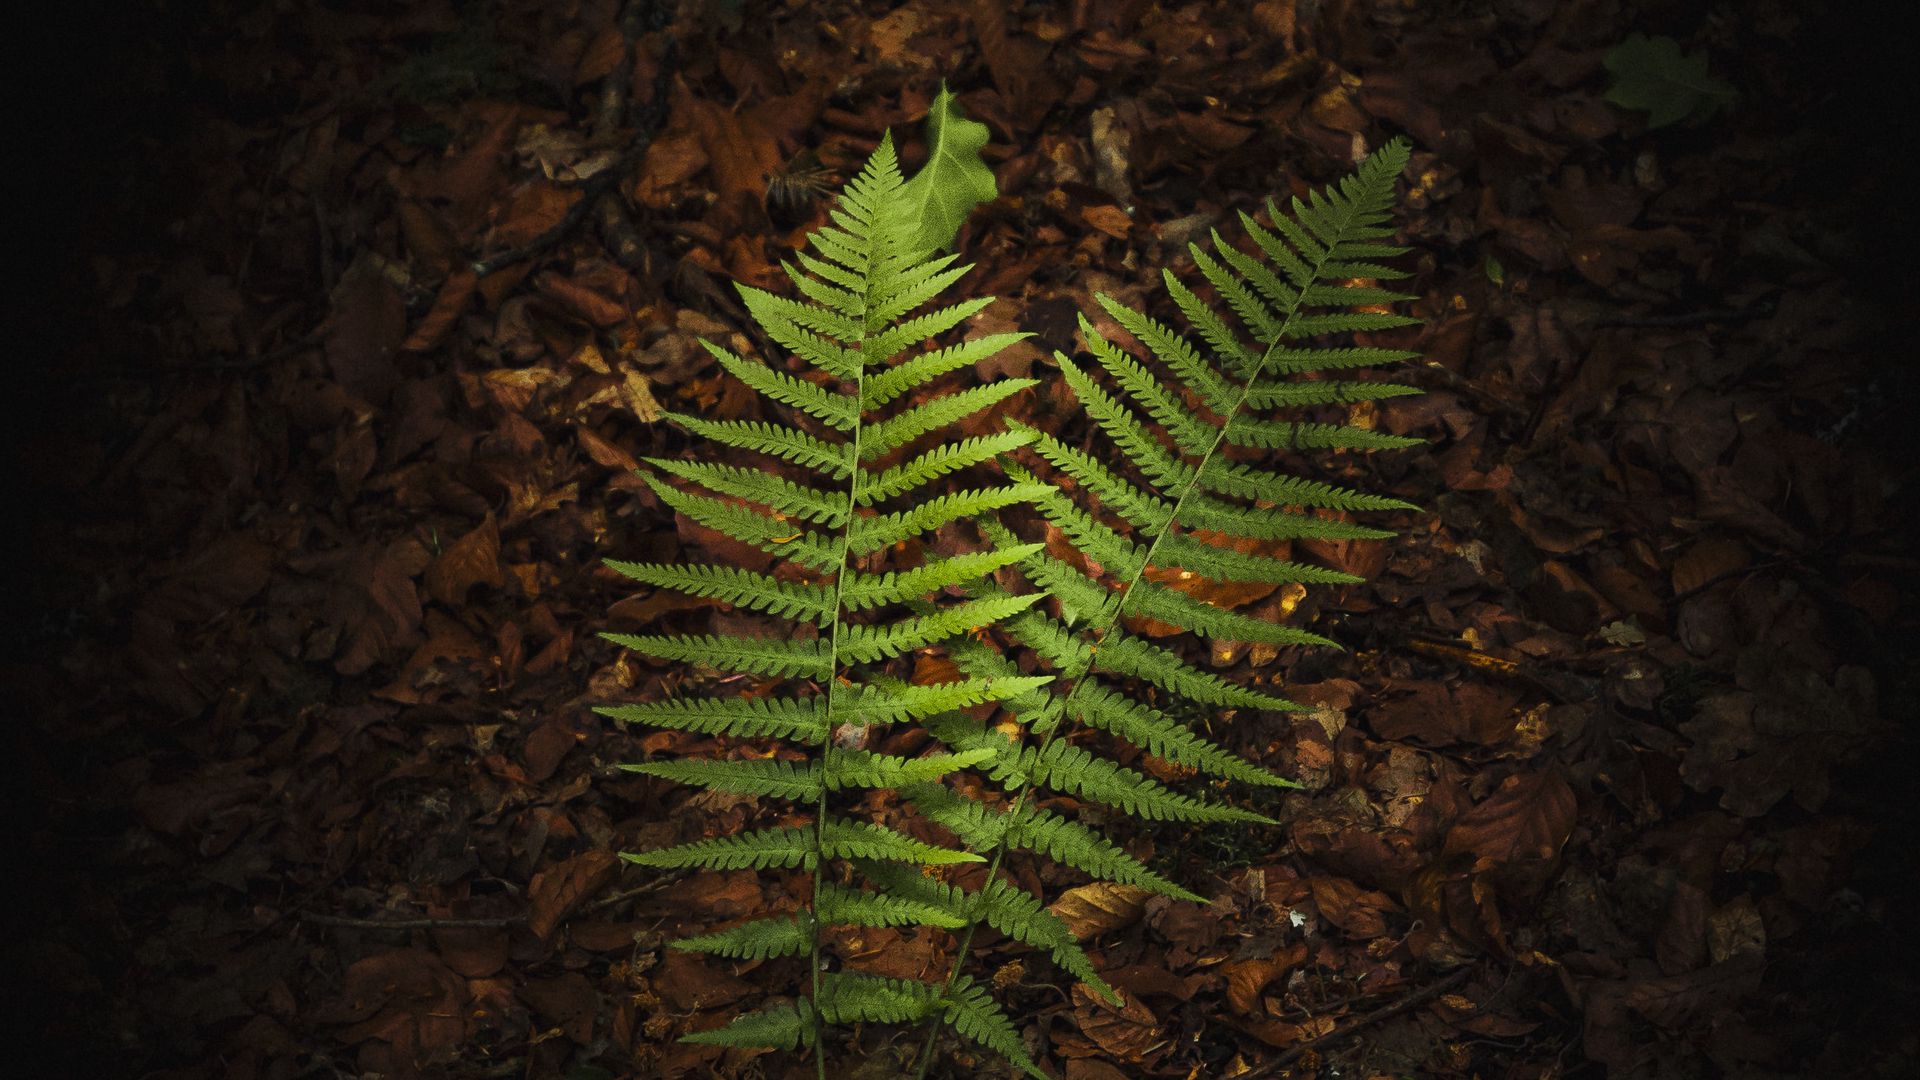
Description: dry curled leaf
xmin=1050 ymin=882 xmax=1151 ymax=939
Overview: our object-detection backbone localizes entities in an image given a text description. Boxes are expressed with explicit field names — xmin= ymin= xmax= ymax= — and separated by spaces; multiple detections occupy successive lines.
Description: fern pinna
xmin=899 ymin=139 xmax=1424 ymax=1077
xmin=597 ymin=136 xmax=1051 ymax=1074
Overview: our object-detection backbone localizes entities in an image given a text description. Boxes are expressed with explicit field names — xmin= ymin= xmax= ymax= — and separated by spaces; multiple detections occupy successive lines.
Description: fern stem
xmin=909 ymin=184 xmax=1377 ymax=1080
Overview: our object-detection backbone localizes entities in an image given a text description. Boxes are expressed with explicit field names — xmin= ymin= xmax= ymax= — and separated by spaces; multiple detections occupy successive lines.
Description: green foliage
xmin=897 ymin=85 xmax=999 ymax=253
xmin=602 ymin=133 xmax=1045 ymax=1076
xmin=602 ymin=133 xmax=1423 ymax=1080
xmin=900 ymin=138 xmax=1423 ymax=1077
xmin=1605 ymin=33 xmax=1737 ymax=129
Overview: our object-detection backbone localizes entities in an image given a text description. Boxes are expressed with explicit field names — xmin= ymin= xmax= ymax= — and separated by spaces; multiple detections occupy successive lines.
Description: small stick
xmin=1240 ymin=966 xmax=1474 ymax=1077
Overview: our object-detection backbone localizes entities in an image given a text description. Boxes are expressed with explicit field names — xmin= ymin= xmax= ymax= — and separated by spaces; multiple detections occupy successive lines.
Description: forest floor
xmin=12 ymin=1 xmax=1917 ymax=1078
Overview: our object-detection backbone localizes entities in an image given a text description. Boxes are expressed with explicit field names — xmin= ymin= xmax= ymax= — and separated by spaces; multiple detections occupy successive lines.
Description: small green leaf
xmin=897 ymin=84 xmax=997 ymax=253
xmin=1604 ymin=33 xmax=1736 ymax=129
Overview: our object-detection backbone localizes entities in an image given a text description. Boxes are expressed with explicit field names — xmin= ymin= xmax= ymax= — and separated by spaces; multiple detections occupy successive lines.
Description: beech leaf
xmin=898 ymin=84 xmax=998 ymax=253
xmin=1603 ymin=34 xmax=1736 ymax=129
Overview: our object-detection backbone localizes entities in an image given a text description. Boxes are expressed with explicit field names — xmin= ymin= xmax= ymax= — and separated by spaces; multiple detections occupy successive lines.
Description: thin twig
xmin=1240 ymin=966 xmax=1475 ymax=1077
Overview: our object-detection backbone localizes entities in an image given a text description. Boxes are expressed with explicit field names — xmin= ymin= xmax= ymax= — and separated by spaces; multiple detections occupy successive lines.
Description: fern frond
xmin=862 ymin=380 xmax=1039 ymax=460
xmin=601 ymin=633 xmax=831 ymax=679
xmin=942 ymin=977 xmax=1047 ymax=1079
xmin=606 ymin=560 xmax=835 ymax=624
xmin=864 ymin=333 xmax=1032 ymax=409
xmin=595 ymin=696 xmax=830 ymax=742
xmin=645 ymin=458 xmax=848 ymax=525
xmin=820 ymin=817 xmax=984 ymax=866
xmin=1033 ymin=740 xmax=1274 ymax=824
xmin=624 ymin=756 xmax=820 ymax=800
xmin=837 ymin=593 xmax=1044 ymax=664
xmin=1066 ymin=684 xmax=1296 ymax=788
xmin=701 ymin=340 xmax=858 ymax=431
xmin=1122 ymin=581 xmax=1341 ymax=647
xmin=854 ymin=431 xmax=1035 ymax=504
xmin=820 ymin=748 xmax=992 ymax=791
xmin=674 ymin=915 xmax=812 ymax=959
xmin=841 ymin=545 xmax=1044 ymax=610
xmin=818 ymin=882 xmax=966 ymax=930
xmin=869 ymin=296 xmax=996 ymax=361
xmin=625 ymin=826 xmax=817 ymax=871
xmin=839 ymin=676 xmax=1052 ymax=727
xmin=848 ymin=484 xmax=1053 ymax=555
xmin=817 ymin=973 xmax=942 ymax=1024
xmin=975 ymin=877 xmax=1117 ymax=1001
xmin=681 ymin=998 xmax=815 ymax=1050
xmin=644 ymin=476 xmax=845 ymax=571
xmin=660 ymin=412 xmax=853 ymax=477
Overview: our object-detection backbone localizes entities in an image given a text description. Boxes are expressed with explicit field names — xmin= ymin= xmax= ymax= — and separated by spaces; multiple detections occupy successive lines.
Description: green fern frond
xmin=837 ymin=592 xmax=1043 ymax=664
xmin=820 ymin=817 xmax=983 ymax=866
xmin=674 ymin=915 xmax=812 ymax=959
xmin=817 ymin=972 xmax=942 ymax=1024
xmin=625 ymin=826 xmax=817 ymax=871
xmin=624 ymin=756 xmax=820 ymax=800
xmin=942 ymin=977 xmax=1047 ymax=1079
xmin=975 ymin=878 xmax=1116 ymax=1001
xmin=839 ymin=676 xmax=1052 ymax=727
xmin=848 ymin=484 xmax=1053 ymax=555
xmin=818 ymin=882 xmax=966 ymax=930
xmin=662 ymin=413 xmax=855 ymax=477
xmin=1066 ymin=684 xmax=1296 ymax=788
xmin=595 ymin=696 xmax=829 ymax=742
xmin=681 ymin=998 xmax=815 ymax=1050
xmin=909 ymin=144 xmax=1420 ymax=1080
xmin=841 ymin=545 xmax=1044 ymax=610
xmin=854 ymin=431 xmax=1035 ymax=504
xmin=644 ymin=458 xmax=848 ymax=525
xmin=605 ymin=127 xmax=1055 ymax=1080
xmin=701 ymin=340 xmax=858 ymax=430
xmin=643 ymin=476 xmax=845 ymax=571
xmin=605 ymin=561 xmax=835 ymax=624
xmin=601 ymin=633 xmax=831 ymax=679
xmin=1033 ymin=740 xmax=1274 ymax=824
xmin=864 ymin=334 xmax=1032 ymax=408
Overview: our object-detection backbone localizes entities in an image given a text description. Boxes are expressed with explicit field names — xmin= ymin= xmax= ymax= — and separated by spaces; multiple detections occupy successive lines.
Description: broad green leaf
xmin=1604 ymin=34 xmax=1736 ymax=129
xmin=897 ymin=84 xmax=997 ymax=253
